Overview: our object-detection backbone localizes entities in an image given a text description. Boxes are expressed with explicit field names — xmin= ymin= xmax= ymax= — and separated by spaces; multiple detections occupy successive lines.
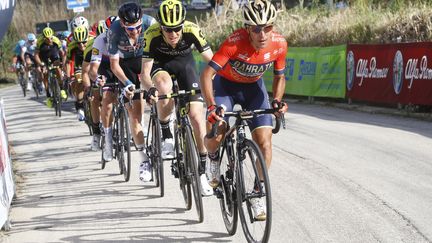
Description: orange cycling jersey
xmin=209 ymin=28 xmax=287 ymax=83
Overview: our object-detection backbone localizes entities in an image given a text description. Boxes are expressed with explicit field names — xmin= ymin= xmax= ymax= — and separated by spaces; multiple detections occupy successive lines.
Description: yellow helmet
xmin=42 ymin=27 xmax=54 ymax=38
xmin=94 ymin=20 xmax=105 ymax=36
xmin=158 ymin=0 xmax=186 ymax=27
xmin=73 ymin=26 xmax=89 ymax=43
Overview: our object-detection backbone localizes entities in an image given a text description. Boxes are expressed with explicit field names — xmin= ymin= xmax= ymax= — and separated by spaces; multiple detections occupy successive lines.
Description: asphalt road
xmin=1 ymin=85 xmax=431 ymax=243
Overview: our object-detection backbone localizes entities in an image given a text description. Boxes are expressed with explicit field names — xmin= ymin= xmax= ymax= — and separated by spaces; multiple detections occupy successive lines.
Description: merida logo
xmin=0 ymin=0 xmax=15 ymax=10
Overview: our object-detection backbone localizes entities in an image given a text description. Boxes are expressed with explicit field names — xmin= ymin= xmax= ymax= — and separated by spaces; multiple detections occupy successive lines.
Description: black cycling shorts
xmin=119 ymin=56 xmax=142 ymax=101
xmin=24 ymin=53 xmax=36 ymax=64
xmin=150 ymin=53 xmax=203 ymax=102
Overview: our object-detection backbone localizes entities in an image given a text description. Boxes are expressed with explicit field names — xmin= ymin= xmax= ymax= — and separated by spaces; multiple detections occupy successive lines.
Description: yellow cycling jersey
xmin=67 ymin=37 xmax=94 ymax=60
xmin=36 ymin=35 xmax=62 ymax=50
xmin=142 ymin=20 xmax=210 ymax=62
xmin=83 ymin=38 xmax=95 ymax=63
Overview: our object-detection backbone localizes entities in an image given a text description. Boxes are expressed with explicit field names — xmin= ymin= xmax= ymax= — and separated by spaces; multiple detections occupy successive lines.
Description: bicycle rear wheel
xmin=19 ymin=73 xmax=26 ymax=97
xmin=149 ymin=115 xmax=164 ymax=197
xmin=119 ymin=108 xmax=131 ymax=182
xmin=218 ymin=139 xmax=238 ymax=235
xmin=236 ymin=139 xmax=272 ymax=243
xmin=84 ymin=99 xmax=93 ymax=135
xmin=184 ymin=125 xmax=204 ymax=223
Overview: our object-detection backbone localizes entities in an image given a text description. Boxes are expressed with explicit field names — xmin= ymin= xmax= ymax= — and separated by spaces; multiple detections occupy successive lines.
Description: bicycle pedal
xmin=214 ymin=188 xmax=224 ymax=199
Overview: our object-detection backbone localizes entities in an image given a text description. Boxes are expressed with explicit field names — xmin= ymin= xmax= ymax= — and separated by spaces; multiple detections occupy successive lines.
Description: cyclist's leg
xmin=120 ymin=57 xmax=150 ymax=181
xmin=244 ymin=78 xmax=273 ymax=171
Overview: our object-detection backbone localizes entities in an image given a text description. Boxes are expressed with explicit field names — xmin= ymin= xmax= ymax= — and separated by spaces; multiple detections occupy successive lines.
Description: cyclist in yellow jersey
xmin=34 ymin=27 xmax=65 ymax=104
xmin=141 ymin=0 xmax=214 ymax=195
xmin=66 ymin=26 xmax=94 ymax=121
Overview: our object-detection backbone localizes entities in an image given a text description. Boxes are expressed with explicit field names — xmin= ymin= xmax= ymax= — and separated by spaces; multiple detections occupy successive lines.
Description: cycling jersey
xmin=209 ymin=28 xmax=287 ymax=83
xmin=36 ymin=36 xmax=62 ymax=64
xmin=67 ymin=37 xmax=94 ymax=68
xmin=84 ymin=32 xmax=116 ymax=85
xmin=107 ymin=15 xmax=156 ymax=59
xmin=142 ymin=21 xmax=210 ymax=62
xmin=83 ymin=32 xmax=110 ymax=65
xmin=13 ymin=44 xmax=23 ymax=55
xmin=24 ymin=41 xmax=37 ymax=56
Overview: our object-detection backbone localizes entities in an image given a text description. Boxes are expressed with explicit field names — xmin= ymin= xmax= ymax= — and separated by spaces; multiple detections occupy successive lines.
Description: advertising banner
xmin=0 ymin=0 xmax=16 ymax=41
xmin=264 ymin=45 xmax=346 ymax=98
xmin=347 ymin=43 xmax=432 ymax=105
xmin=0 ymin=99 xmax=15 ymax=229
xmin=195 ymin=45 xmax=346 ymax=99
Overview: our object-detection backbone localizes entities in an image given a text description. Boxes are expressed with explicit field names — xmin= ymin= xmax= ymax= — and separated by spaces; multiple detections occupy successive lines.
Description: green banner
xmin=194 ymin=44 xmax=346 ymax=98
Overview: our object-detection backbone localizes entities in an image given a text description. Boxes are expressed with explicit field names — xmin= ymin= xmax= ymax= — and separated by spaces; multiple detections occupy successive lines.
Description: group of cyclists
xmin=11 ymin=0 xmax=288 ymax=222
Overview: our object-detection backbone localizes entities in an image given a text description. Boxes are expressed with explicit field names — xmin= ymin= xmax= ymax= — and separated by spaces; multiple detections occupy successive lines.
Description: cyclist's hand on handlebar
xmin=95 ymin=75 xmax=106 ymax=87
xmin=271 ymin=99 xmax=288 ymax=114
xmin=123 ymin=82 xmax=135 ymax=99
xmin=144 ymin=87 xmax=158 ymax=104
xmin=207 ymin=105 xmax=224 ymax=124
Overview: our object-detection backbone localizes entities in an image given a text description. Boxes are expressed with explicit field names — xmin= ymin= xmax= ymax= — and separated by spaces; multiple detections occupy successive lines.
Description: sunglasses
xmin=249 ymin=25 xmax=273 ymax=34
xmin=124 ymin=24 xmax=142 ymax=31
xmin=78 ymin=41 xmax=87 ymax=45
xmin=161 ymin=25 xmax=183 ymax=33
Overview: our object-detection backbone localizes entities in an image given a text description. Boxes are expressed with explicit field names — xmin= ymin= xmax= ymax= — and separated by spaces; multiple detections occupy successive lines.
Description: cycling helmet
xmin=42 ymin=27 xmax=54 ymax=38
xmin=61 ymin=30 xmax=71 ymax=39
xmin=73 ymin=26 xmax=89 ymax=43
xmin=71 ymin=16 xmax=89 ymax=30
xmin=92 ymin=20 xmax=105 ymax=36
xmin=27 ymin=33 xmax=36 ymax=41
xmin=118 ymin=2 xmax=143 ymax=25
xmin=243 ymin=0 xmax=277 ymax=26
xmin=18 ymin=39 xmax=26 ymax=47
xmin=158 ymin=0 xmax=186 ymax=27
xmin=104 ymin=15 xmax=119 ymax=30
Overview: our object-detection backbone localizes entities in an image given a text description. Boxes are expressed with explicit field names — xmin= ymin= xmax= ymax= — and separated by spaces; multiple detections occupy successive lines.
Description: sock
xmin=103 ymin=126 xmax=112 ymax=134
xmin=92 ymin=122 xmax=101 ymax=135
xmin=160 ymin=120 xmax=173 ymax=139
xmin=199 ymin=152 xmax=207 ymax=175
xmin=137 ymin=148 xmax=148 ymax=162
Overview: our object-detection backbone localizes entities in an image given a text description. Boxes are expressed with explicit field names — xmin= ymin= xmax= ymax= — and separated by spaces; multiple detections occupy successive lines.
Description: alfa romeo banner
xmin=347 ymin=43 xmax=432 ymax=105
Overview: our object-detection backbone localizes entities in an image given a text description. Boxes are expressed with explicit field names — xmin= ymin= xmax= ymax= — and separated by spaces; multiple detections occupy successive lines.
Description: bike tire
xmin=19 ymin=73 xmax=26 ymax=97
xmin=236 ymin=139 xmax=272 ymax=243
xmin=218 ymin=139 xmax=238 ymax=235
xmin=151 ymin=115 xmax=164 ymax=197
xmin=57 ymin=82 xmax=62 ymax=117
xmin=84 ymin=100 xmax=93 ymax=135
xmin=113 ymin=111 xmax=122 ymax=174
xmin=184 ymin=125 xmax=204 ymax=222
xmin=175 ymin=127 xmax=192 ymax=210
xmin=120 ymin=108 xmax=131 ymax=182
xmin=101 ymin=134 xmax=106 ymax=170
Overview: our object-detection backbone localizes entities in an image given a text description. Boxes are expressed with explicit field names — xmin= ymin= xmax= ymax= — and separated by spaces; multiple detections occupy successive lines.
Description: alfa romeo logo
xmin=393 ymin=50 xmax=403 ymax=95
xmin=346 ymin=50 xmax=355 ymax=91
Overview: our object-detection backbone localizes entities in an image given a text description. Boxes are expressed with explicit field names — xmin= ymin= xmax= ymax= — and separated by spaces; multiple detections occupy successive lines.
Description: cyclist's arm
xmin=200 ymin=65 xmax=218 ymax=107
xmin=110 ymin=56 xmax=129 ymax=85
xmin=89 ymin=61 xmax=100 ymax=82
xmin=34 ymin=51 xmax=42 ymax=66
xmin=140 ymin=58 xmax=153 ymax=90
xmin=200 ymin=49 xmax=213 ymax=63
xmin=272 ymin=74 xmax=285 ymax=102
xmin=82 ymin=61 xmax=91 ymax=89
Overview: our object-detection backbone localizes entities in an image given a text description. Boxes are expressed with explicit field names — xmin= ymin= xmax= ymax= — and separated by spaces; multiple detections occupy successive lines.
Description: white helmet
xmin=71 ymin=16 xmax=89 ymax=30
xmin=243 ymin=0 xmax=277 ymax=26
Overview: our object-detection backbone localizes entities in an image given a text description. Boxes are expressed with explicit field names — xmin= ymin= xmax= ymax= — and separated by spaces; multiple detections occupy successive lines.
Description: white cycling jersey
xmin=91 ymin=32 xmax=109 ymax=64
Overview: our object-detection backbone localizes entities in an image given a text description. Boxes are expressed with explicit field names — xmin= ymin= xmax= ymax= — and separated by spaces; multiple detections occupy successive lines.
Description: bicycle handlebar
xmin=206 ymin=108 xmax=286 ymax=139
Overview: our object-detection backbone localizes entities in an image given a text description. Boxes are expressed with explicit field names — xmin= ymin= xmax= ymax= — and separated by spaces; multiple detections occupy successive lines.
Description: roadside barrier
xmin=0 ymin=98 xmax=15 ymax=230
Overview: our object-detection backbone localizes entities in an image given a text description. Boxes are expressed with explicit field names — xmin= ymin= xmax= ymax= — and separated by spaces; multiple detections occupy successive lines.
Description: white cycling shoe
xmin=200 ymin=174 xmax=214 ymax=196
xmin=250 ymin=197 xmax=266 ymax=221
xmin=161 ymin=138 xmax=175 ymax=159
xmin=90 ymin=134 xmax=101 ymax=151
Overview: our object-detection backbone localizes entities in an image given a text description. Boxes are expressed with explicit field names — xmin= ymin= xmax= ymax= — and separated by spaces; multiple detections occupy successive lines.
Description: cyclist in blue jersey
xmin=11 ymin=40 xmax=26 ymax=82
xmin=108 ymin=2 xmax=156 ymax=182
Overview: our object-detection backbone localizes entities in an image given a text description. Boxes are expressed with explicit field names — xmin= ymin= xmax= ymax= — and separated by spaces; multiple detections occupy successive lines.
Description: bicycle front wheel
xmin=175 ymin=127 xmax=192 ymax=210
xmin=218 ymin=139 xmax=238 ymax=235
xmin=184 ymin=125 xmax=204 ymax=223
xmin=119 ymin=108 xmax=131 ymax=182
xmin=236 ymin=139 xmax=272 ymax=243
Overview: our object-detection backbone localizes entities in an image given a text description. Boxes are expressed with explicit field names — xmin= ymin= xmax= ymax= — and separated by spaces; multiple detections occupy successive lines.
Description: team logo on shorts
xmin=393 ymin=50 xmax=403 ymax=95
xmin=92 ymin=48 xmax=99 ymax=55
xmin=346 ymin=50 xmax=355 ymax=91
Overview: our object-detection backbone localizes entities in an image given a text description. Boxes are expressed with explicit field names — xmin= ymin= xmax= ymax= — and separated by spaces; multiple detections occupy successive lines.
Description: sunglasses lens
xmin=251 ymin=25 xmax=273 ymax=33
xmin=126 ymin=25 xmax=141 ymax=31
xmin=163 ymin=25 xmax=183 ymax=33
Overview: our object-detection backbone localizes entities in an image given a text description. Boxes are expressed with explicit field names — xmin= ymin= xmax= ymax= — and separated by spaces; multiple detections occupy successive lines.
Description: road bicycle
xmin=144 ymin=95 xmax=164 ymax=197
xmin=208 ymin=107 xmax=285 ymax=243
xmin=16 ymin=63 xmax=27 ymax=97
xmin=47 ymin=63 xmax=62 ymax=117
xmin=101 ymin=83 xmax=131 ymax=182
xmin=164 ymin=80 xmax=204 ymax=223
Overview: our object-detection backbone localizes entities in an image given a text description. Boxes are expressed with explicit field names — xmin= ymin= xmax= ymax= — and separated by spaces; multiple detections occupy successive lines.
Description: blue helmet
xmin=61 ymin=31 xmax=71 ymax=39
xmin=27 ymin=33 xmax=36 ymax=41
xmin=18 ymin=39 xmax=26 ymax=47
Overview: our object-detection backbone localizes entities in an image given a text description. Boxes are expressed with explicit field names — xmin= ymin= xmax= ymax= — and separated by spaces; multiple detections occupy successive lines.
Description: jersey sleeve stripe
xmin=209 ymin=60 xmax=222 ymax=71
xmin=274 ymin=68 xmax=285 ymax=75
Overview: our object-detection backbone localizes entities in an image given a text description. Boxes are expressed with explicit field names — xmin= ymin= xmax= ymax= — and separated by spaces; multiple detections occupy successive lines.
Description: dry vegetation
xmin=198 ymin=0 xmax=432 ymax=48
